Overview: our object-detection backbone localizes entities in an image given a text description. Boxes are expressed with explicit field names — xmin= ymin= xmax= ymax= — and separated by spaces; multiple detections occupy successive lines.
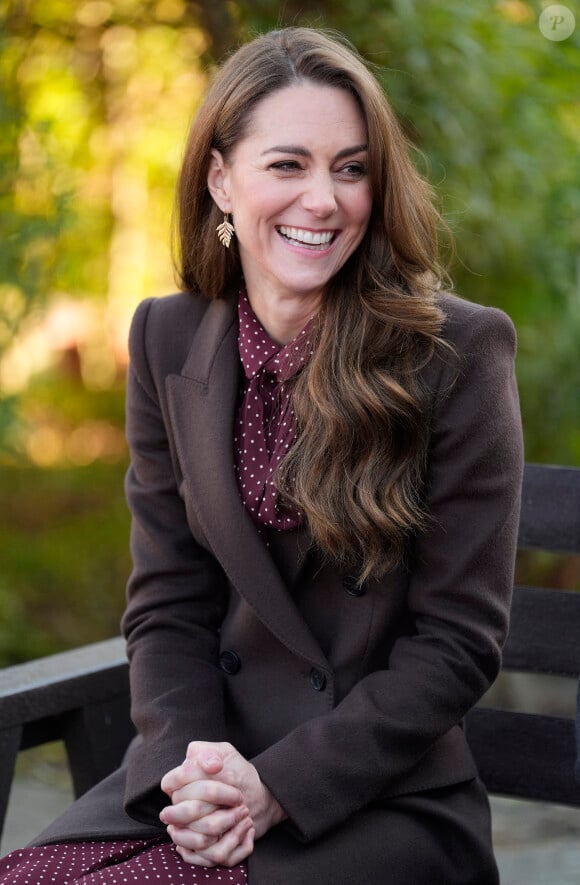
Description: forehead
xmin=241 ymin=82 xmax=367 ymax=146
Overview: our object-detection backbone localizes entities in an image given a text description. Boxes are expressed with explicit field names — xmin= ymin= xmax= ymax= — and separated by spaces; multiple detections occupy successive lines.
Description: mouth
xmin=277 ymin=225 xmax=337 ymax=251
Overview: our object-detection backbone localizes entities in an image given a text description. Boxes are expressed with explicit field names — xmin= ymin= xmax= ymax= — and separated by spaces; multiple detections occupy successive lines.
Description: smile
xmin=278 ymin=226 xmax=336 ymax=249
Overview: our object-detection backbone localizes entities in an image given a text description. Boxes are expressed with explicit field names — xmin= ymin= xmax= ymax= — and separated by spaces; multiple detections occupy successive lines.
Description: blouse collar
xmin=237 ymin=288 xmax=315 ymax=383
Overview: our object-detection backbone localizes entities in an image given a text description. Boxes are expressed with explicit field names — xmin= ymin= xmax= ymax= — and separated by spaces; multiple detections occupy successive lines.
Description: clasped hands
xmin=160 ymin=741 xmax=286 ymax=867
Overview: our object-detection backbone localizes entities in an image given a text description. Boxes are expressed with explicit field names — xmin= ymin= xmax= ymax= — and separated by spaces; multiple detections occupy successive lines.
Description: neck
xmin=245 ymin=288 xmax=320 ymax=345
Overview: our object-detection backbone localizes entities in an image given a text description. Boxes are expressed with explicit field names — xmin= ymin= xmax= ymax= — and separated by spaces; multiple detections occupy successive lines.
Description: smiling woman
xmin=206 ymin=82 xmax=372 ymax=343
xmin=0 ymin=26 xmax=523 ymax=885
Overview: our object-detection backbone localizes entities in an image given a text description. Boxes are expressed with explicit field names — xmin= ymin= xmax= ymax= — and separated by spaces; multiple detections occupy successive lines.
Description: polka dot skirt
xmin=0 ymin=838 xmax=248 ymax=883
xmin=235 ymin=289 xmax=315 ymax=530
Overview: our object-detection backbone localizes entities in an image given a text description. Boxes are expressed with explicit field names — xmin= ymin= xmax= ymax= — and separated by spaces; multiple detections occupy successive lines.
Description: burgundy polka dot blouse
xmin=234 ymin=289 xmax=315 ymax=531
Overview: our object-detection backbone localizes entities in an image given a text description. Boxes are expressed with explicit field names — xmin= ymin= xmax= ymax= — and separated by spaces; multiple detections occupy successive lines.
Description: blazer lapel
xmin=266 ymin=525 xmax=312 ymax=591
xmin=166 ymin=297 xmax=328 ymax=671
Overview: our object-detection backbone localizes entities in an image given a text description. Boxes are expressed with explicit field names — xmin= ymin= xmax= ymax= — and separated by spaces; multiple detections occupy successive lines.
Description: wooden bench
xmin=1 ymin=462 xmax=580 ymax=844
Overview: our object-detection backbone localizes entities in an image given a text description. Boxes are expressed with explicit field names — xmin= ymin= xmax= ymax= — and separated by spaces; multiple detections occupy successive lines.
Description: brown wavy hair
xmin=176 ymin=27 xmax=450 ymax=582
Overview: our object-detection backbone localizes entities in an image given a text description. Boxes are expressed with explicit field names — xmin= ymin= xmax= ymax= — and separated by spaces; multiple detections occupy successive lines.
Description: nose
xmin=300 ymin=172 xmax=337 ymax=217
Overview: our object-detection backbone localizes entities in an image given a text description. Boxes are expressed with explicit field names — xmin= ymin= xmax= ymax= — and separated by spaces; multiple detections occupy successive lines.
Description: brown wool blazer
xmin=33 ymin=290 xmax=524 ymax=883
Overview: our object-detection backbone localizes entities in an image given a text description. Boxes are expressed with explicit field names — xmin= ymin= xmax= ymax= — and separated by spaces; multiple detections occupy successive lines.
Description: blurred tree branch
xmin=186 ymin=0 xmax=237 ymax=62
xmin=186 ymin=0 xmax=336 ymax=62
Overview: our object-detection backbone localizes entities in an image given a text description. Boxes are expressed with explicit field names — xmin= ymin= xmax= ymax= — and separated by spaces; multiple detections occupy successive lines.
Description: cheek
xmin=232 ymin=177 xmax=291 ymax=224
xmin=344 ymin=185 xmax=372 ymax=234
xmin=234 ymin=201 xmax=277 ymax=237
xmin=357 ymin=185 xmax=373 ymax=226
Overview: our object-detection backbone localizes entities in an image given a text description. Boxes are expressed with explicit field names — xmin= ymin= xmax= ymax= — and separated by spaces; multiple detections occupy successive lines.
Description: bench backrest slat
xmin=503 ymin=585 xmax=580 ymax=678
xmin=466 ymin=707 xmax=580 ymax=806
xmin=518 ymin=463 xmax=580 ymax=554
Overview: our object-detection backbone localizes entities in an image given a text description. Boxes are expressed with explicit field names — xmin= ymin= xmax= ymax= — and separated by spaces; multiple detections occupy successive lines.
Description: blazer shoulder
xmin=128 ymin=291 xmax=213 ymax=385
xmin=421 ymin=292 xmax=518 ymax=404
xmin=436 ymin=290 xmax=517 ymax=354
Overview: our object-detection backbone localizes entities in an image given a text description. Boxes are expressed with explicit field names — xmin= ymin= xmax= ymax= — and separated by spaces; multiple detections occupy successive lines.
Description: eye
xmin=269 ymin=160 xmax=303 ymax=173
xmin=338 ymin=162 xmax=367 ymax=180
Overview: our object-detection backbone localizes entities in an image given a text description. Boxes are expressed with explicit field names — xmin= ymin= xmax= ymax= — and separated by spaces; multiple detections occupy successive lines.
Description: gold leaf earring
xmin=216 ymin=213 xmax=235 ymax=248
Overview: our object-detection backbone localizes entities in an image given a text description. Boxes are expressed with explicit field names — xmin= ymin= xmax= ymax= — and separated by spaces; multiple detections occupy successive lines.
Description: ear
xmin=207 ymin=149 xmax=232 ymax=213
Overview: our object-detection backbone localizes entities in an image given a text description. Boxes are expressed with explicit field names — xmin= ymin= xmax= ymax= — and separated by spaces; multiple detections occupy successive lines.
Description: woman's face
xmin=209 ymin=82 xmax=372 ymax=313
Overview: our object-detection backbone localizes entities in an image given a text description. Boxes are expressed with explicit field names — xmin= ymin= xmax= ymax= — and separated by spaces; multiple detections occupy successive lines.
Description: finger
xmin=175 ymin=837 xmax=254 ymax=869
xmin=198 ymin=816 xmax=254 ymax=865
xmin=167 ymin=811 xmax=251 ymax=852
xmin=182 ymin=804 xmax=250 ymax=837
xmin=175 ymin=818 xmax=255 ymax=868
xmin=236 ymin=824 xmax=256 ymax=860
xmin=167 ymin=823 xmax=221 ymax=853
xmin=170 ymin=779 xmax=243 ymax=809
xmin=162 ymin=796 xmax=247 ymax=829
xmin=186 ymin=741 xmax=233 ymax=774
xmin=161 ymin=757 xmax=202 ymax=795
xmin=195 ymin=751 xmax=224 ymax=776
xmin=160 ymin=798 xmax=217 ymax=826
xmin=164 ymin=801 xmax=251 ymax=860
xmin=175 ymin=843 xmax=218 ymax=867
xmin=186 ymin=740 xmax=230 ymax=761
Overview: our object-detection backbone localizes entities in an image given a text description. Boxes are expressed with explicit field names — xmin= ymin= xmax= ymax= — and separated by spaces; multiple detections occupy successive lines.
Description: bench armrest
xmin=0 ymin=638 xmax=134 ymax=837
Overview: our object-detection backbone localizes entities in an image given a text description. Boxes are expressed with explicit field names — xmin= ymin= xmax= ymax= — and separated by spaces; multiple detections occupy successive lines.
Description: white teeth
xmin=279 ymin=226 xmax=334 ymax=246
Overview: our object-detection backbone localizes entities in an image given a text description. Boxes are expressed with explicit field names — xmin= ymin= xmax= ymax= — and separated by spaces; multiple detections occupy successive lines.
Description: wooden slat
xmin=466 ymin=707 xmax=580 ymax=806
xmin=518 ymin=463 xmax=580 ymax=554
xmin=502 ymin=585 xmax=580 ymax=677
xmin=0 ymin=641 xmax=134 ymax=841
xmin=0 ymin=638 xmax=128 ymax=729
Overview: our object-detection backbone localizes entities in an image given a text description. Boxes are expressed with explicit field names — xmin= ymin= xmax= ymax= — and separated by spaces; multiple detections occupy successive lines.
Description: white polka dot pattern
xmin=234 ymin=289 xmax=314 ymax=531
xmin=0 ymin=838 xmax=249 ymax=883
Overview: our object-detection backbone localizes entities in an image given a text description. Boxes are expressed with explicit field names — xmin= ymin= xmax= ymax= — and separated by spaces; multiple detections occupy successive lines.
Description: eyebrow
xmin=261 ymin=143 xmax=368 ymax=160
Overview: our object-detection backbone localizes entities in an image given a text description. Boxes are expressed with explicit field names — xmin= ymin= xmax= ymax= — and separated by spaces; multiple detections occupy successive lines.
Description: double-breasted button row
xmin=220 ymin=651 xmax=327 ymax=692
xmin=343 ymin=575 xmax=367 ymax=597
xmin=219 ymin=650 xmax=241 ymax=675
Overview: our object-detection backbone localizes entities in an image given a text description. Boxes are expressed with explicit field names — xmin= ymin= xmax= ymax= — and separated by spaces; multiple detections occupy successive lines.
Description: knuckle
xmin=187 ymin=740 xmax=202 ymax=756
xmin=202 ymin=817 xmax=220 ymax=836
xmin=184 ymin=799 xmax=201 ymax=819
xmin=203 ymin=841 xmax=228 ymax=864
xmin=211 ymin=846 xmax=230 ymax=865
xmin=200 ymin=820 xmax=218 ymax=839
xmin=206 ymin=782 xmax=222 ymax=803
xmin=192 ymin=816 xmax=210 ymax=835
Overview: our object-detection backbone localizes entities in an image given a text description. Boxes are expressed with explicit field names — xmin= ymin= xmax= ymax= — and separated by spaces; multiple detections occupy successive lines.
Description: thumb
xmin=197 ymin=751 xmax=224 ymax=775
xmin=187 ymin=741 xmax=224 ymax=774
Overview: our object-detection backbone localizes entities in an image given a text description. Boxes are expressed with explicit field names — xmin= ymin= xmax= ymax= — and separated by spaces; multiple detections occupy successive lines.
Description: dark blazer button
xmin=219 ymin=650 xmax=241 ymax=675
xmin=309 ymin=668 xmax=326 ymax=691
xmin=343 ymin=575 xmax=366 ymax=597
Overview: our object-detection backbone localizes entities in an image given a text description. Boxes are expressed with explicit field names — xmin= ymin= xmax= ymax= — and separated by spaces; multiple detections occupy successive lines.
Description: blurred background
xmin=1 ymin=0 xmax=579 ymax=669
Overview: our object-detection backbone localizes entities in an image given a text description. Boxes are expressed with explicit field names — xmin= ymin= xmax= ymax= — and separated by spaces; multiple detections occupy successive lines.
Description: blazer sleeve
xmin=252 ymin=302 xmax=524 ymax=841
xmin=121 ymin=298 xmax=229 ymax=828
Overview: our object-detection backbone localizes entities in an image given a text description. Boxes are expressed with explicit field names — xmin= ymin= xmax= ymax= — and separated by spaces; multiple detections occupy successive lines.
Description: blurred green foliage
xmin=0 ymin=15 xmax=69 ymax=359
xmin=0 ymin=462 xmax=129 ymax=662
xmin=0 ymin=0 xmax=579 ymax=664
